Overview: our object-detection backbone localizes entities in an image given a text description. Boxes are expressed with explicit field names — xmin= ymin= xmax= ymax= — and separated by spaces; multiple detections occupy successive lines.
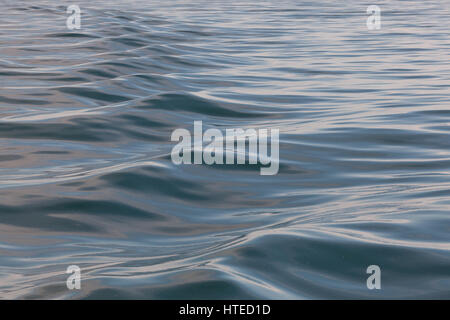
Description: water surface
xmin=0 ymin=0 xmax=449 ymax=299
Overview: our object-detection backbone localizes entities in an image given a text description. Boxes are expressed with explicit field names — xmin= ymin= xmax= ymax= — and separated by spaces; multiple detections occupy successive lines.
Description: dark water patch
xmin=0 ymin=122 xmax=119 ymax=142
xmin=43 ymin=199 xmax=166 ymax=221
xmin=58 ymin=87 xmax=132 ymax=103
xmin=46 ymin=32 xmax=100 ymax=39
xmin=0 ymin=204 xmax=99 ymax=233
xmin=101 ymin=167 xmax=215 ymax=202
xmin=0 ymin=155 xmax=23 ymax=162
xmin=139 ymin=93 xmax=269 ymax=118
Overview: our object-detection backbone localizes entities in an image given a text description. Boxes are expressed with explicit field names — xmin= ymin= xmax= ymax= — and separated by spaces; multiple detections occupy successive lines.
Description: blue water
xmin=0 ymin=0 xmax=449 ymax=299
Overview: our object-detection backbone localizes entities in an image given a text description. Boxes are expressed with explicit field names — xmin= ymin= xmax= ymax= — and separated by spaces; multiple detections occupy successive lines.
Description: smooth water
xmin=0 ymin=0 xmax=449 ymax=299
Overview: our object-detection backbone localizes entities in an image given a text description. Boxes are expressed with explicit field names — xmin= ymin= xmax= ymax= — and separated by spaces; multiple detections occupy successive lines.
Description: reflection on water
xmin=0 ymin=0 xmax=449 ymax=299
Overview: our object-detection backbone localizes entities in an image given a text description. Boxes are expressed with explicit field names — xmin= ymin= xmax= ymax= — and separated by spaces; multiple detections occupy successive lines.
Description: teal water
xmin=0 ymin=0 xmax=449 ymax=299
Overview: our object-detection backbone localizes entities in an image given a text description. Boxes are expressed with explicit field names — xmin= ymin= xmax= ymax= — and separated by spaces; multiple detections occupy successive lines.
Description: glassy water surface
xmin=0 ymin=0 xmax=449 ymax=299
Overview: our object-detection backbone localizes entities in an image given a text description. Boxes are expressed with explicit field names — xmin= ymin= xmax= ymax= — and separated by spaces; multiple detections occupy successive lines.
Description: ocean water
xmin=0 ymin=0 xmax=449 ymax=299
